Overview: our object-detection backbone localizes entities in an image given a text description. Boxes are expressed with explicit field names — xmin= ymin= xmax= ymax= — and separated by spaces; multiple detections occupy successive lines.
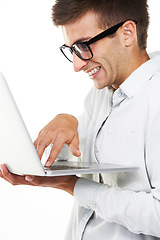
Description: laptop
xmin=0 ymin=73 xmax=139 ymax=176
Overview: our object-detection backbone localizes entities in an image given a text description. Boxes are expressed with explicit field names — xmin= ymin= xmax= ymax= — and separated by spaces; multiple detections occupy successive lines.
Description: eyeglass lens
xmin=62 ymin=43 xmax=92 ymax=62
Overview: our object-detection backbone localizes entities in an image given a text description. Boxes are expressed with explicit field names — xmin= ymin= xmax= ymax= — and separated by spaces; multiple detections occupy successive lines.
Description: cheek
xmin=91 ymin=42 xmax=119 ymax=81
xmin=101 ymin=57 xmax=116 ymax=78
xmin=95 ymin=37 xmax=120 ymax=69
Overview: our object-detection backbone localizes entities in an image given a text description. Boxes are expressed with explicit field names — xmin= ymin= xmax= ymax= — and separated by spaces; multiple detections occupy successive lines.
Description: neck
xmin=112 ymin=50 xmax=150 ymax=89
xmin=131 ymin=50 xmax=150 ymax=70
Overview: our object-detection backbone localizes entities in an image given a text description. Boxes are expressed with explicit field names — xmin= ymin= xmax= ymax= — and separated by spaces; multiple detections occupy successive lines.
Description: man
xmin=0 ymin=0 xmax=160 ymax=239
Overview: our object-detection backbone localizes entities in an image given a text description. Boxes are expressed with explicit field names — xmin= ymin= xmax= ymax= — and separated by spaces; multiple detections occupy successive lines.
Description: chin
xmin=94 ymin=80 xmax=108 ymax=90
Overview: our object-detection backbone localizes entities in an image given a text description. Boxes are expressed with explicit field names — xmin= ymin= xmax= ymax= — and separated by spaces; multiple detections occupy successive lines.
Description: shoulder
xmin=147 ymin=71 xmax=160 ymax=97
xmin=144 ymin=71 xmax=160 ymax=114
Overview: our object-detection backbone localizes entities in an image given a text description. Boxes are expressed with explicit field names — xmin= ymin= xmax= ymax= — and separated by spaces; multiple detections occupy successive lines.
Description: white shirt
xmin=63 ymin=53 xmax=160 ymax=240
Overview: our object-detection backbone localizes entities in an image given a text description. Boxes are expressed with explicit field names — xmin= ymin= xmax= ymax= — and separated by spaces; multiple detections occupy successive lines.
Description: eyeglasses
xmin=60 ymin=20 xmax=137 ymax=63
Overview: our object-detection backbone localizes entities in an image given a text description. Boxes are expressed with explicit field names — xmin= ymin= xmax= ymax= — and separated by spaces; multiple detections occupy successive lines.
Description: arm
xmin=0 ymin=164 xmax=79 ymax=195
xmin=74 ymin=178 xmax=160 ymax=236
xmin=73 ymin=88 xmax=160 ymax=237
xmin=0 ymin=88 xmax=96 ymax=195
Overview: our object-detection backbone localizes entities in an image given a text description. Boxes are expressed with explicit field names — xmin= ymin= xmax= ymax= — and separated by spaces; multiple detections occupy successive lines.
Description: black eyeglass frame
xmin=60 ymin=20 xmax=137 ymax=63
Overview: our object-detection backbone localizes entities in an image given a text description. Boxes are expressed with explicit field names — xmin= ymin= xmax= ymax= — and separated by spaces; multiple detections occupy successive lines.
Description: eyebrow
xmin=72 ymin=37 xmax=91 ymax=46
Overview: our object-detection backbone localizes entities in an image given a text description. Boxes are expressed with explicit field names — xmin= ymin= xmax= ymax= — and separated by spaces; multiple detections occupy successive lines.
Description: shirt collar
xmin=119 ymin=52 xmax=160 ymax=98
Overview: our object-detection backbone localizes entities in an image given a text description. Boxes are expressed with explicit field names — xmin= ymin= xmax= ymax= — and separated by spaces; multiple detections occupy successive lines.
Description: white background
xmin=0 ymin=0 xmax=159 ymax=239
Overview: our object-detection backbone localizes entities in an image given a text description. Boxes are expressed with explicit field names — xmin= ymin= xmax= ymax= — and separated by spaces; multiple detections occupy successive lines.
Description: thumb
xmin=69 ymin=133 xmax=81 ymax=157
xmin=71 ymin=147 xmax=81 ymax=157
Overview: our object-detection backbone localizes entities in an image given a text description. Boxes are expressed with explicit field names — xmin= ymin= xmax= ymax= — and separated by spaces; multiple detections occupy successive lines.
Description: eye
xmin=74 ymin=43 xmax=89 ymax=53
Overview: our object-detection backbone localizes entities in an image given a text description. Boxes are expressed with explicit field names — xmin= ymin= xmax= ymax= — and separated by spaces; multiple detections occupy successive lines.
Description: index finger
xmin=34 ymin=134 xmax=55 ymax=160
xmin=44 ymin=136 xmax=66 ymax=166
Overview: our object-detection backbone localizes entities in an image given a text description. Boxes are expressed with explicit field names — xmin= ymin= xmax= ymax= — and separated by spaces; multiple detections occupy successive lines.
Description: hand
xmin=0 ymin=164 xmax=79 ymax=195
xmin=34 ymin=114 xmax=81 ymax=166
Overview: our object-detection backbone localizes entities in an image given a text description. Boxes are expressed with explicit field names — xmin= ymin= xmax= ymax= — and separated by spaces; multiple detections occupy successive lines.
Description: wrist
xmin=67 ymin=175 xmax=79 ymax=195
xmin=59 ymin=175 xmax=79 ymax=195
xmin=57 ymin=113 xmax=78 ymax=125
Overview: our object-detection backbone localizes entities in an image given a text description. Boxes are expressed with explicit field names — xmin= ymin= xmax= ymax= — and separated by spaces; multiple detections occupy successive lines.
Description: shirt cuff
xmin=74 ymin=177 xmax=109 ymax=210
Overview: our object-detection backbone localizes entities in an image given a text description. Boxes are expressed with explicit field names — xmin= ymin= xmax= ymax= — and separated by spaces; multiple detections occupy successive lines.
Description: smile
xmin=88 ymin=66 xmax=101 ymax=76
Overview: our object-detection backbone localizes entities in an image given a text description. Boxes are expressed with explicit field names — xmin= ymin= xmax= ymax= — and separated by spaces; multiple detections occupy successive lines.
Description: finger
xmin=34 ymin=136 xmax=47 ymax=159
xmin=25 ymin=175 xmax=42 ymax=185
xmin=25 ymin=174 xmax=74 ymax=188
xmin=69 ymin=132 xmax=81 ymax=157
xmin=36 ymin=142 xmax=48 ymax=160
xmin=34 ymin=135 xmax=55 ymax=160
xmin=0 ymin=166 xmax=8 ymax=182
xmin=33 ymin=129 xmax=45 ymax=146
xmin=45 ymin=135 xmax=65 ymax=166
xmin=0 ymin=164 xmax=33 ymax=186
xmin=25 ymin=175 xmax=57 ymax=186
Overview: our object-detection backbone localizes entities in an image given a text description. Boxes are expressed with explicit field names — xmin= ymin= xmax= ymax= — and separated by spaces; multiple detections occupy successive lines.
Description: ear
xmin=121 ymin=20 xmax=137 ymax=47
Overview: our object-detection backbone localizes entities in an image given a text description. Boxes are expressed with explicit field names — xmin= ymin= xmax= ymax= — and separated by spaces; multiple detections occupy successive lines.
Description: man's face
xmin=62 ymin=11 xmax=128 ymax=89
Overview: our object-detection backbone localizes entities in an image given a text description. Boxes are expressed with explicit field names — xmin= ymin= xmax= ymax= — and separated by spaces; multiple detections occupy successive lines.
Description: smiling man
xmin=1 ymin=0 xmax=160 ymax=239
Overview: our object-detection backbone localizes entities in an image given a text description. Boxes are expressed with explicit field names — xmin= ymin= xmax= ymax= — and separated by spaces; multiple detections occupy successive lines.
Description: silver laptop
xmin=0 ymin=73 xmax=139 ymax=176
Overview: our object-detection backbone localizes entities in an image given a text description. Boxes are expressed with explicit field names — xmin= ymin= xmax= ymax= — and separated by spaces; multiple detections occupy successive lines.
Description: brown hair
xmin=52 ymin=0 xmax=149 ymax=50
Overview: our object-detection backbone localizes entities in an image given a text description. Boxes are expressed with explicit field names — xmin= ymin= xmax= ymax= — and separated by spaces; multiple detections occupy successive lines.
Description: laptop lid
xmin=0 ymin=73 xmax=46 ymax=176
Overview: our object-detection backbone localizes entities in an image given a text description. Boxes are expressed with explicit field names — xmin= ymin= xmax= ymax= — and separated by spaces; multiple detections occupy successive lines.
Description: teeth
xmin=88 ymin=67 xmax=100 ymax=76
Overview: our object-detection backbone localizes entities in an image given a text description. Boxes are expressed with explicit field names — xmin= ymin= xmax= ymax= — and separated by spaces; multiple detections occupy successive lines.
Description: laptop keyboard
xmin=44 ymin=165 xmax=89 ymax=171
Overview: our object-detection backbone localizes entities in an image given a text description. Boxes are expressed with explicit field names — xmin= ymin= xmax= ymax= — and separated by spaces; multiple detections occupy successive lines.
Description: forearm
xmin=74 ymin=178 xmax=160 ymax=237
xmin=25 ymin=174 xmax=79 ymax=196
xmin=54 ymin=175 xmax=79 ymax=195
xmin=0 ymin=163 xmax=79 ymax=196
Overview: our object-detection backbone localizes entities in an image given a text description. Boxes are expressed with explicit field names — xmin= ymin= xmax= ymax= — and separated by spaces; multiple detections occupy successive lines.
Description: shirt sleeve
xmin=74 ymin=177 xmax=160 ymax=237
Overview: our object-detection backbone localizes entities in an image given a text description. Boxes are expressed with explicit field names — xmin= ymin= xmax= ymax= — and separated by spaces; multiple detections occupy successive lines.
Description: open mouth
xmin=88 ymin=66 xmax=101 ymax=77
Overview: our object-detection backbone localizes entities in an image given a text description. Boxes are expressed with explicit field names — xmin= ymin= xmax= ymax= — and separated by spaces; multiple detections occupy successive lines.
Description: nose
xmin=73 ymin=53 xmax=87 ymax=72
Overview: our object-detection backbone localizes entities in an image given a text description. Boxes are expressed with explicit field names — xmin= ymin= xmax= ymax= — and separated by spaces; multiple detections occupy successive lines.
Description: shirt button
xmin=117 ymin=90 xmax=122 ymax=97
